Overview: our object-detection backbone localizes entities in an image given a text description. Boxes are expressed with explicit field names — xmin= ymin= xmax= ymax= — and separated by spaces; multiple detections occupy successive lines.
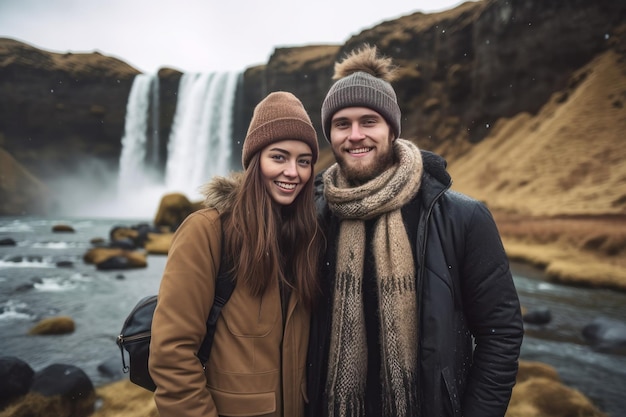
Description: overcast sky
xmin=0 ymin=0 xmax=473 ymax=74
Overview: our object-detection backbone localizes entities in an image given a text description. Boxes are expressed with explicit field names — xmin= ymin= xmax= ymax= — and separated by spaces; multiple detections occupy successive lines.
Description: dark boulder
xmin=0 ymin=356 xmax=34 ymax=410
xmin=582 ymin=316 xmax=626 ymax=355
xmin=55 ymin=260 xmax=74 ymax=268
xmin=31 ymin=363 xmax=94 ymax=399
xmin=96 ymin=255 xmax=130 ymax=270
xmin=523 ymin=307 xmax=552 ymax=325
xmin=83 ymin=247 xmax=147 ymax=269
xmin=109 ymin=237 xmax=137 ymax=250
xmin=29 ymin=363 xmax=96 ymax=417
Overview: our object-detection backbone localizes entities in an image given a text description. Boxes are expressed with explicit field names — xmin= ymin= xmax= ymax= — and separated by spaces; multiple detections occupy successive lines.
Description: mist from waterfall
xmin=114 ymin=71 xmax=239 ymax=218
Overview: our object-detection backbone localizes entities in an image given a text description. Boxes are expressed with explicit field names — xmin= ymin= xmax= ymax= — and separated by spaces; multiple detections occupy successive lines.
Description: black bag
xmin=117 ymin=268 xmax=235 ymax=391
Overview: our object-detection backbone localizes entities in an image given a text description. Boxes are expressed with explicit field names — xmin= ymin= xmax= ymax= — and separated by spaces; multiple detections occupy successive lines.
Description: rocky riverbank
xmin=0 ymin=360 xmax=606 ymax=417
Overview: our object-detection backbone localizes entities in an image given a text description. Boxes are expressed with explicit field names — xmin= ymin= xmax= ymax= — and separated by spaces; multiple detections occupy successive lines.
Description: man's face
xmin=329 ymin=107 xmax=395 ymax=185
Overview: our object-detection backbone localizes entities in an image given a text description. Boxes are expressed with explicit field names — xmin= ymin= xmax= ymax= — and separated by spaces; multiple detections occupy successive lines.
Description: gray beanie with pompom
xmin=321 ymin=45 xmax=401 ymax=142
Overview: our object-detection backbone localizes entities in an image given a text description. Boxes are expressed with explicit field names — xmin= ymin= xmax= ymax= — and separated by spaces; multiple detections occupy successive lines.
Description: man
xmin=307 ymin=44 xmax=524 ymax=417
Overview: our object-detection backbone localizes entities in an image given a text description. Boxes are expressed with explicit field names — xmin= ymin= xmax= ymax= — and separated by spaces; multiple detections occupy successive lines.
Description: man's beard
xmin=333 ymin=147 xmax=395 ymax=186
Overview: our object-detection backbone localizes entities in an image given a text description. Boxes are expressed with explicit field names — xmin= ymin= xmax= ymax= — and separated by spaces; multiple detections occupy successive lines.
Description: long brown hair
xmin=222 ymin=152 xmax=321 ymax=310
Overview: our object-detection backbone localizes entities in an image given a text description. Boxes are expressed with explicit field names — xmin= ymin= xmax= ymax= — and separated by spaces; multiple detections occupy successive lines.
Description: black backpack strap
xmin=196 ymin=222 xmax=236 ymax=366
xmin=197 ymin=266 xmax=235 ymax=365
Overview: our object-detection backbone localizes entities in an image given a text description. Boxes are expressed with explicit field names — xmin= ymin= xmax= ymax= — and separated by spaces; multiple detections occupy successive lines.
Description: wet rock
xmin=153 ymin=193 xmax=195 ymax=231
xmin=28 ymin=316 xmax=75 ymax=335
xmin=83 ymin=247 xmax=147 ymax=269
xmin=90 ymin=237 xmax=106 ymax=246
xmin=28 ymin=363 xmax=96 ymax=417
xmin=5 ymin=255 xmax=43 ymax=263
xmin=96 ymin=256 xmax=131 ymax=270
xmin=31 ymin=364 xmax=93 ymax=397
xmin=0 ymin=356 xmax=34 ymax=410
xmin=144 ymin=232 xmax=173 ymax=254
xmin=109 ymin=226 xmax=140 ymax=249
xmin=523 ymin=307 xmax=552 ymax=325
xmin=109 ymin=237 xmax=137 ymax=250
xmin=582 ymin=316 xmax=626 ymax=355
xmin=14 ymin=283 xmax=35 ymax=292
xmin=52 ymin=224 xmax=75 ymax=233
xmin=134 ymin=222 xmax=161 ymax=245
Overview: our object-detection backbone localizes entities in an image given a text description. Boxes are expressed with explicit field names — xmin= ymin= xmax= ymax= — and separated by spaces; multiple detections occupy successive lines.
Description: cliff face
xmin=0 ymin=39 xmax=184 ymax=181
xmin=0 ymin=0 xmax=624 ymax=215
xmin=0 ymin=38 xmax=138 ymax=179
xmin=243 ymin=0 xmax=625 ymax=157
xmin=154 ymin=68 xmax=184 ymax=171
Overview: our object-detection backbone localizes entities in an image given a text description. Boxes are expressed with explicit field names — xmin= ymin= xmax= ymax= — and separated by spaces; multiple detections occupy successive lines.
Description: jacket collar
xmin=199 ymin=172 xmax=244 ymax=213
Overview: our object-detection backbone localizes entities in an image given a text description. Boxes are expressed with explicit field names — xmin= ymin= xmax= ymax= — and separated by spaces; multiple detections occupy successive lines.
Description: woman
xmin=149 ymin=91 xmax=321 ymax=417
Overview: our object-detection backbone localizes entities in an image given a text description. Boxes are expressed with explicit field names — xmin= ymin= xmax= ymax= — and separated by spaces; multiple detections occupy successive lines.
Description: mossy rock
xmin=144 ymin=232 xmax=173 ymax=255
xmin=52 ymin=224 xmax=75 ymax=233
xmin=153 ymin=193 xmax=195 ymax=231
xmin=29 ymin=316 xmax=75 ymax=335
xmin=83 ymin=247 xmax=147 ymax=268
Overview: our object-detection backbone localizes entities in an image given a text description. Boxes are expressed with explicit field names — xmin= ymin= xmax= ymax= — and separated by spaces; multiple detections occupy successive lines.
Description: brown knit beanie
xmin=242 ymin=91 xmax=319 ymax=169
xmin=321 ymin=45 xmax=401 ymax=142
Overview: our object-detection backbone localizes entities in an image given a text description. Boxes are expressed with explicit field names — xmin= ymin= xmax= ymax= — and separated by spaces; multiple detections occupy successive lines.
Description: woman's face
xmin=259 ymin=139 xmax=313 ymax=206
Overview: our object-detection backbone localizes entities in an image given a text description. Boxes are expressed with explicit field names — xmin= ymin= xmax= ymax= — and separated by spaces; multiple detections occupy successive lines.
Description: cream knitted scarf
xmin=323 ymin=139 xmax=423 ymax=417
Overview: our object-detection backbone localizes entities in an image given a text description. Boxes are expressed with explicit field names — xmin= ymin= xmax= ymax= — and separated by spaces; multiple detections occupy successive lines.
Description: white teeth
xmin=276 ymin=181 xmax=296 ymax=190
xmin=348 ymin=147 xmax=371 ymax=154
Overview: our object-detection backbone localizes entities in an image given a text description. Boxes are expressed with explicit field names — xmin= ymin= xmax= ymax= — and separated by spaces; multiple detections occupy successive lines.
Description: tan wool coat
xmin=149 ymin=208 xmax=310 ymax=417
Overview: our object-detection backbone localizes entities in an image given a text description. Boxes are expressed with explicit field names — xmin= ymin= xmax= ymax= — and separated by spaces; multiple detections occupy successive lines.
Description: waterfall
xmin=117 ymin=73 xmax=157 ymax=192
xmin=165 ymin=71 xmax=239 ymax=199
xmin=115 ymin=70 xmax=239 ymax=218
xmin=149 ymin=75 xmax=160 ymax=168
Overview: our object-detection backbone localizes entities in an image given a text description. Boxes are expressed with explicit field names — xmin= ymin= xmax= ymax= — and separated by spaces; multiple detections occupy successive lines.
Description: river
xmin=0 ymin=216 xmax=625 ymax=416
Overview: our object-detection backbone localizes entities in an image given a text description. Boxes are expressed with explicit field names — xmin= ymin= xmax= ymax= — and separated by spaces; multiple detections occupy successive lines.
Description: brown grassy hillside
xmin=447 ymin=49 xmax=626 ymax=217
xmin=446 ymin=48 xmax=626 ymax=290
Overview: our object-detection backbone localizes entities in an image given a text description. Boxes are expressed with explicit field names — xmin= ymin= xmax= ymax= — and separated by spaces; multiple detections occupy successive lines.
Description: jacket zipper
xmin=416 ymin=183 xmax=449 ymax=417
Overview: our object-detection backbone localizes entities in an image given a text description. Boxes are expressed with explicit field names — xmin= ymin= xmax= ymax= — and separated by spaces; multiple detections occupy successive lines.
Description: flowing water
xmin=1 ymin=217 xmax=625 ymax=416
xmin=0 ymin=217 xmax=165 ymax=387
xmin=512 ymin=262 xmax=626 ymax=416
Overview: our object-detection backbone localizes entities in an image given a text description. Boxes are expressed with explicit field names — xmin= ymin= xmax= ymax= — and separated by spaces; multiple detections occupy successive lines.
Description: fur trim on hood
xmin=199 ymin=172 xmax=243 ymax=213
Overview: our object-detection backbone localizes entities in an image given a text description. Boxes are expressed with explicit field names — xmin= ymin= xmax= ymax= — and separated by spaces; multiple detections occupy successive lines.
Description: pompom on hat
xmin=242 ymin=91 xmax=319 ymax=169
xmin=321 ymin=44 xmax=401 ymax=142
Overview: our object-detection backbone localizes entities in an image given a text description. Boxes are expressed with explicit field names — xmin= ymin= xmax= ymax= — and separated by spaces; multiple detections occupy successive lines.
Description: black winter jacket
xmin=306 ymin=150 xmax=524 ymax=417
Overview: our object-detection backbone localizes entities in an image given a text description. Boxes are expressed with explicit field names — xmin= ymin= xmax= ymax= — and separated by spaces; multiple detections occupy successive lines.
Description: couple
xmin=148 ymin=44 xmax=524 ymax=417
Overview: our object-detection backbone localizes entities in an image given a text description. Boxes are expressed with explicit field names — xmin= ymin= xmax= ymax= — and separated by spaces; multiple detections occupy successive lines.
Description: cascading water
xmin=117 ymin=73 xmax=157 ymax=191
xmin=164 ymin=71 xmax=239 ymax=199
xmin=116 ymin=71 xmax=239 ymax=218
xmin=148 ymin=75 xmax=160 ymax=169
